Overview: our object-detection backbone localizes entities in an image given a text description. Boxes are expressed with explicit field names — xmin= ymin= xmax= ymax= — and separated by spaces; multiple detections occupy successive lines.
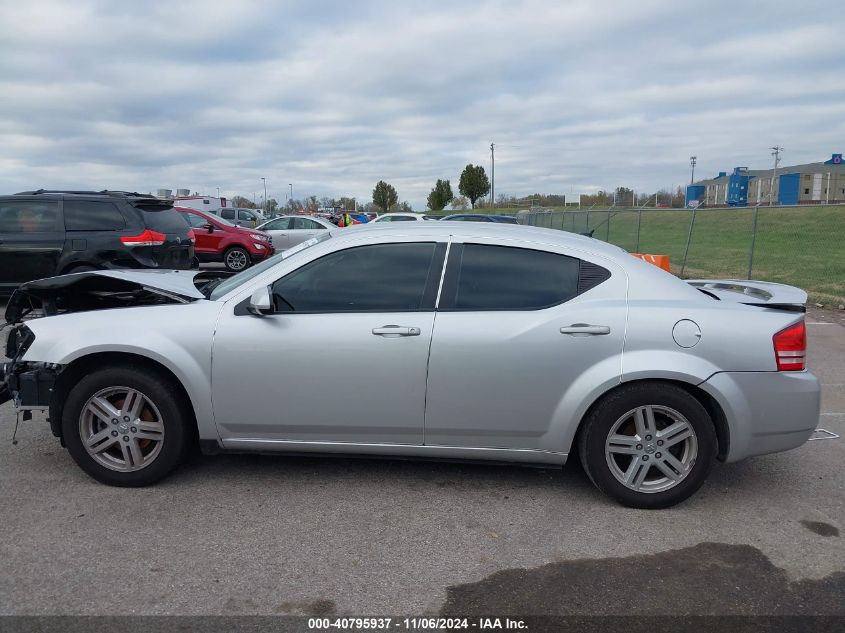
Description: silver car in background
xmin=256 ymin=215 xmax=336 ymax=251
xmin=0 ymin=223 xmax=820 ymax=508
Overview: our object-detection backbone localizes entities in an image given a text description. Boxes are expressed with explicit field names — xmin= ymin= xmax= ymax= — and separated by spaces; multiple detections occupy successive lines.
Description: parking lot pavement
xmin=0 ymin=311 xmax=842 ymax=616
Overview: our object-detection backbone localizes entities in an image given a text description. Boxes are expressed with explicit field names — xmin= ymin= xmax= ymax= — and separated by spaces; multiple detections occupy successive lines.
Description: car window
xmin=449 ymin=244 xmax=581 ymax=310
xmin=292 ymin=217 xmax=320 ymax=230
xmin=221 ymin=208 xmax=235 ymax=220
xmin=63 ymin=200 xmax=126 ymax=231
xmin=0 ymin=201 xmax=59 ymax=233
xmin=182 ymin=212 xmax=208 ymax=228
xmin=390 ymin=216 xmax=416 ymax=222
xmin=271 ymin=242 xmax=437 ymax=312
xmin=264 ymin=218 xmax=291 ymax=231
xmin=238 ymin=210 xmax=255 ymax=221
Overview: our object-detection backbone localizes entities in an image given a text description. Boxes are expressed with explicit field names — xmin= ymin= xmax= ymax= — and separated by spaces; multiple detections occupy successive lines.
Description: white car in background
xmin=256 ymin=215 xmax=336 ymax=251
xmin=370 ymin=213 xmax=437 ymax=223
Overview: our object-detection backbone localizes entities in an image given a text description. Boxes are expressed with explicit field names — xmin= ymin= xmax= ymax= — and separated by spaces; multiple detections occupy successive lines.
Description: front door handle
xmin=560 ymin=324 xmax=611 ymax=336
xmin=372 ymin=325 xmax=421 ymax=337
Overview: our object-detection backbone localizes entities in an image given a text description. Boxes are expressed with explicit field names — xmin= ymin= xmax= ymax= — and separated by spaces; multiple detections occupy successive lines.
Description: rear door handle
xmin=372 ymin=325 xmax=421 ymax=337
xmin=560 ymin=324 xmax=611 ymax=336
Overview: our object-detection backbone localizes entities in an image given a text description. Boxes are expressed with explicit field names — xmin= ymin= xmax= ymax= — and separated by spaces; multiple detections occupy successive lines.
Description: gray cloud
xmin=1 ymin=0 xmax=843 ymax=207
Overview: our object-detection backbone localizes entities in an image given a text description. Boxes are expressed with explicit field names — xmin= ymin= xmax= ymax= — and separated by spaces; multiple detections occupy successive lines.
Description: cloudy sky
xmin=1 ymin=0 xmax=843 ymax=208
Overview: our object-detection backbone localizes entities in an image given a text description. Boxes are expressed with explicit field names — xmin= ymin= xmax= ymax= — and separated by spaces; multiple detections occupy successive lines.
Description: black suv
xmin=0 ymin=190 xmax=196 ymax=294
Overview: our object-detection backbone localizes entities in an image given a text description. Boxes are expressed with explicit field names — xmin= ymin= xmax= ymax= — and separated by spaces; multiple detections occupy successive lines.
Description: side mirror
xmin=247 ymin=286 xmax=274 ymax=316
xmin=204 ymin=223 xmax=215 ymax=233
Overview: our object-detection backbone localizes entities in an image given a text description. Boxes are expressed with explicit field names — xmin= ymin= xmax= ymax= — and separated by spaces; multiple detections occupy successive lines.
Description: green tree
xmin=372 ymin=180 xmax=398 ymax=213
xmin=426 ymin=179 xmax=454 ymax=211
xmin=458 ymin=164 xmax=491 ymax=208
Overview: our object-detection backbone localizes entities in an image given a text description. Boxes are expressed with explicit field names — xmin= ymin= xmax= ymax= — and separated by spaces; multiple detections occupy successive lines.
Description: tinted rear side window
xmin=272 ymin=242 xmax=437 ymax=312
xmin=64 ymin=200 xmax=126 ymax=231
xmin=0 ymin=201 xmax=59 ymax=232
xmin=449 ymin=244 xmax=581 ymax=310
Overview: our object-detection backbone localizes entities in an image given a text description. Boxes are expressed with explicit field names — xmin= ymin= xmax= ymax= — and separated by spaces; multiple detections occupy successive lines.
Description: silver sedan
xmin=0 ymin=223 xmax=820 ymax=508
xmin=255 ymin=215 xmax=336 ymax=251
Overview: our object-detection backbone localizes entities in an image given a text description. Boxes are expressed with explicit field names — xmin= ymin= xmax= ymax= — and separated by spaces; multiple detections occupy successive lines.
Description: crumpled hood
xmin=5 ymin=269 xmax=209 ymax=323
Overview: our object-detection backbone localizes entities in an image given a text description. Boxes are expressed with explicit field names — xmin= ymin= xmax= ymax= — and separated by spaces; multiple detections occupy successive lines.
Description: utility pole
xmin=769 ymin=146 xmax=783 ymax=205
xmin=261 ymin=177 xmax=267 ymax=215
xmin=490 ymin=142 xmax=495 ymax=208
xmin=289 ymin=183 xmax=293 ymax=202
xmin=690 ymin=156 xmax=697 ymax=184
xmin=216 ymin=187 xmax=220 ymax=198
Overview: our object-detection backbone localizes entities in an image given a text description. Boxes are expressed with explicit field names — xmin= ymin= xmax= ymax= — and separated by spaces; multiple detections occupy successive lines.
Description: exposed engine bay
xmin=1 ymin=269 xmax=229 ymax=410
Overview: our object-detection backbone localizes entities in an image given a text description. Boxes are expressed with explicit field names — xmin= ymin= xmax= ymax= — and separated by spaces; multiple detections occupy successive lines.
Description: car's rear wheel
xmin=223 ymin=247 xmax=250 ymax=272
xmin=62 ymin=366 xmax=190 ymax=486
xmin=578 ymin=382 xmax=717 ymax=509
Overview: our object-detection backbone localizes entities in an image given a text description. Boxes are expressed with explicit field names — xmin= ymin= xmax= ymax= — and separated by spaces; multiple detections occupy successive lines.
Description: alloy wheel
xmin=226 ymin=250 xmax=248 ymax=270
xmin=78 ymin=386 xmax=165 ymax=472
xmin=604 ymin=404 xmax=698 ymax=494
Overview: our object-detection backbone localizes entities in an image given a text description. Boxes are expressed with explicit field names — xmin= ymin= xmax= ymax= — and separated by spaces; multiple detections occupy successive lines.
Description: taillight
xmin=120 ymin=229 xmax=167 ymax=247
xmin=187 ymin=229 xmax=196 ymax=244
xmin=773 ymin=321 xmax=806 ymax=371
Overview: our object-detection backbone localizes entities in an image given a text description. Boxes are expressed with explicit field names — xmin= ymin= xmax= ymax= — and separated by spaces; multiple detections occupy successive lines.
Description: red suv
xmin=176 ymin=207 xmax=273 ymax=271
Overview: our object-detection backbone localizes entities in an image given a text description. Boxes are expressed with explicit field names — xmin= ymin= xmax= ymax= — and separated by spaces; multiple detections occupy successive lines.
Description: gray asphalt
xmin=0 ymin=308 xmax=842 ymax=616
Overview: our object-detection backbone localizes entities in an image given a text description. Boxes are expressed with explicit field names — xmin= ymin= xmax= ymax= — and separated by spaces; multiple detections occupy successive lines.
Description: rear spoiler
xmin=686 ymin=279 xmax=807 ymax=313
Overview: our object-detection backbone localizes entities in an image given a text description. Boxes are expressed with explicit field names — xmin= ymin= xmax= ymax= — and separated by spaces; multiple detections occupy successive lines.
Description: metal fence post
xmin=606 ymin=209 xmax=611 ymax=242
xmin=586 ymin=210 xmax=591 ymax=234
xmin=680 ymin=208 xmax=697 ymax=278
xmin=747 ymin=207 xmax=759 ymax=279
xmin=635 ymin=208 xmax=642 ymax=252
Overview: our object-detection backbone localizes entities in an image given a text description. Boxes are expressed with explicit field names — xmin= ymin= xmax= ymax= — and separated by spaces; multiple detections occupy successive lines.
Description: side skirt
xmin=216 ymin=438 xmax=568 ymax=467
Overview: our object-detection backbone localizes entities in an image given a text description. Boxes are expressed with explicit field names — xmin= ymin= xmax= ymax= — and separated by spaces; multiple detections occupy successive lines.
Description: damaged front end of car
xmin=1 ymin=268 xmax=228 ymax=426
xmin=0 ymin=323 xmax=60 ymax=426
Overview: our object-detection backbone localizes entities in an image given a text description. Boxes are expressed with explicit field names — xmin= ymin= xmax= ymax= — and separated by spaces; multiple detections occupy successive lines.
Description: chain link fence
xmin=520 ymin=206 xmax=845 ymax=306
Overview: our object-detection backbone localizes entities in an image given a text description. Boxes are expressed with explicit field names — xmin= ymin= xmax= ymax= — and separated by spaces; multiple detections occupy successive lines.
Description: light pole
xmin=261 ymin=177 xmax=267 ymax=215
xmin=216 ymin=187 xmax=220 ymax=198
xmin=769 ymin=146 xmax=783 ymax=205
xmin=689 ymin=156 xmax=697 ymax=184
xmin=289 ymin=183 xmax=293 ymax=202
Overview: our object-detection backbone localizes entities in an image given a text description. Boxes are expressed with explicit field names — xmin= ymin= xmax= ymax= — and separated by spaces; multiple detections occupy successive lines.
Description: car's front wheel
xmin=578 ymin=382 xmax=717 ymax=509
xmin=223 ymin=246 xmax=250 ymax=272
xmin=62 ymin=365 xmax=190 ymax=486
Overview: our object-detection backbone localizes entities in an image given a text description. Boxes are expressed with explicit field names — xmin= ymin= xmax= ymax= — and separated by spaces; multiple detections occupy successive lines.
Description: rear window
xmin=64 ymin=200 xmax=126 ymax=231
xmin=140 ymin=207 xmax=192 ymax=234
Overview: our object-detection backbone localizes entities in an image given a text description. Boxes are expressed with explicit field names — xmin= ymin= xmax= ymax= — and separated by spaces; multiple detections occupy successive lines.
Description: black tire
xmin=578 ymin=382 xmax=717 ymax=509
xmin=223 ymin=246 xmax=251 ymax=272
xmin=62 ymin=365 xmax=191 ymax=487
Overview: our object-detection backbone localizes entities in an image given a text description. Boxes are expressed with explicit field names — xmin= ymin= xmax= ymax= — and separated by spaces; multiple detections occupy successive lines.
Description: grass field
xmin=518 ymin=205 xmax=845 ymax=305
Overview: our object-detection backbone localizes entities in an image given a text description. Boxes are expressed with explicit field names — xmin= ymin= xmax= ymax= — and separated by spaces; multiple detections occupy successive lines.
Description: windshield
xmin=207 ymin=231 xmax=332 ymax=300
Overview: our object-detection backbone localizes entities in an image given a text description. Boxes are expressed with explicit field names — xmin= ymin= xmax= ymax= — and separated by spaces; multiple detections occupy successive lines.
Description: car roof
xmin=341 ymin=221 xmax=628 ymax=259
